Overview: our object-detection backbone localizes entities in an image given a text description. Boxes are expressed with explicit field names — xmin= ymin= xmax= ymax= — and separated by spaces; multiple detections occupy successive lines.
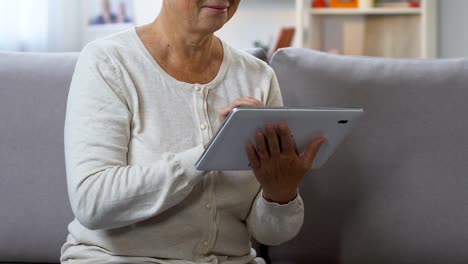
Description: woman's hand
xmin=204 ymin=97 xmax=264 ymax=149
xmin=245 ymin=122 xmax=326 ymax=204
xmin=203 ymin=96 xmax=265 ymax=149
xmin=219 ymin=97 xmax=264 ymax=122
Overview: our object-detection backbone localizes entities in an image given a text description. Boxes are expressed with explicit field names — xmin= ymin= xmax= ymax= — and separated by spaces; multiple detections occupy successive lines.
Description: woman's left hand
xmin=245 ymin=122 xmax=326 ymax=204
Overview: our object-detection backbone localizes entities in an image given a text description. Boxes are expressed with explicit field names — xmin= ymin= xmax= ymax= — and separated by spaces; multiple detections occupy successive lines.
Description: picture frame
xmin=84 ymin=0 xmax=134 ymax=27
xmin=81 ymin=0 xmax=136 ymax=47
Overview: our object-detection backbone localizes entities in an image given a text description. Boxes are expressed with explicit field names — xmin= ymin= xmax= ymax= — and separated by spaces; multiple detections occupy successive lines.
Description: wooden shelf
xmin=295 ymin=0 xmax=438 ymax=58
xmin=310 ymin=7 xmax=422 ymax=15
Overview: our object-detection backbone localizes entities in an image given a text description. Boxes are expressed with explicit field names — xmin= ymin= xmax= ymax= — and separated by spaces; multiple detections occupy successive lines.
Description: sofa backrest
xmin=0 ymin=48 xmax=267 ymax=263
xmin=0 ymin=52 xmax=79 ymax=263
xmin=270 ymin=48 xmax=468 ymax=264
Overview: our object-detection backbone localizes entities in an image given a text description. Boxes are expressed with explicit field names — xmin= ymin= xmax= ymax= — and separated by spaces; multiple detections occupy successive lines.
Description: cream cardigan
xmin=61 ymin=28 xmax=304 ymax=264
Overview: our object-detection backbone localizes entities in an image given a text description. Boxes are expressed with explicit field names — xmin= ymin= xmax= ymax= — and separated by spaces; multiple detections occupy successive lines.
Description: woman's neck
xmin=146 ymin=16 xmax=223 ymax=75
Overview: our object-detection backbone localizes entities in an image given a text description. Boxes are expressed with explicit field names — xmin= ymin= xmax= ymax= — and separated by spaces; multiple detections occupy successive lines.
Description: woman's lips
xmin=202 ymin=6 xmax=228 ymax=12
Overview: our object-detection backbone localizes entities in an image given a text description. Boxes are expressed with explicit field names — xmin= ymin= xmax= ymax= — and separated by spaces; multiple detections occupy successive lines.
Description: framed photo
xmin=81 ymin=0 xmax=135 ymax=47
xmin=85 ymin=0 xmax=134 ymax=27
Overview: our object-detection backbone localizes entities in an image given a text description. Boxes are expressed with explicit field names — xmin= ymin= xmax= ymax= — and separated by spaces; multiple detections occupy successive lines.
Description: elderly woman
xmin=61 ymin=0 xmax=325 ymax=263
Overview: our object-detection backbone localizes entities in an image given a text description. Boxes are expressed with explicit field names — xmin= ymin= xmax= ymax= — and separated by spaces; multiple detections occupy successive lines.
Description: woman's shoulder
xmin=79 ymin=28 xmax=138 ymax=65
xmin=225 ymin=43 xmax=274 ymax=76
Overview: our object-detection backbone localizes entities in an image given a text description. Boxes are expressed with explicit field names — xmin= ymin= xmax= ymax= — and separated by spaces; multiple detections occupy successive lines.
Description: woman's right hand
xmin=204 ymin=97 xmax=264 ymax=149
xmin=219 ymin=96 xmax=264 ymax=122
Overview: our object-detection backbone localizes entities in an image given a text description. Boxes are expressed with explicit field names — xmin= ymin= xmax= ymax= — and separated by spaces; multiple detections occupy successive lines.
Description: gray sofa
xmin=1 ymin=48 xmax=467 ymax=264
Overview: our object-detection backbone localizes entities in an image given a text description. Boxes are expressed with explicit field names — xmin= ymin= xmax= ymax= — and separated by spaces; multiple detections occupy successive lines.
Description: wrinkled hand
xmin=219 ymin=97 xmax=264 ymax=122
xmin=245 ymin=122 xmax=326 ymax=204
xmin=204 ymin=97 xmax=264 ymax=149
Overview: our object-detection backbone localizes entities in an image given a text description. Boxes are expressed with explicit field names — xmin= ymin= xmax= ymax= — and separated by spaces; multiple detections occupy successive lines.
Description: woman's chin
xmin=197 ymin=22 xmax=227 ymax=34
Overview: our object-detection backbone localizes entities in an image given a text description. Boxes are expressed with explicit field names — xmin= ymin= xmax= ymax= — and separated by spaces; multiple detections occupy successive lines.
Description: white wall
xmin=133 ymin=0 xmax=163 ymax=25
xmin=47 ymin=0 xmax=81 ymax=52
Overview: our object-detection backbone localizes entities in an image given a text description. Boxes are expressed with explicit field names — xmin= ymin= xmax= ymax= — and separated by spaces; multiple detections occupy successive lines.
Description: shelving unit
xmin=295 ymin=0 xmax=438 ymax=58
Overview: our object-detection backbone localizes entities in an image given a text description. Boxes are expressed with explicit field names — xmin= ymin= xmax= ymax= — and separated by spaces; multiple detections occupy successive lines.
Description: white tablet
xmin=195 ymin=107 xmax=364 ymax=171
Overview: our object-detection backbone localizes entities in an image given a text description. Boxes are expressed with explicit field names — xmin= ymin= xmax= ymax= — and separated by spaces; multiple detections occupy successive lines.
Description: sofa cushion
xmin=269 ymin=48 xmax=468 ymax=264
